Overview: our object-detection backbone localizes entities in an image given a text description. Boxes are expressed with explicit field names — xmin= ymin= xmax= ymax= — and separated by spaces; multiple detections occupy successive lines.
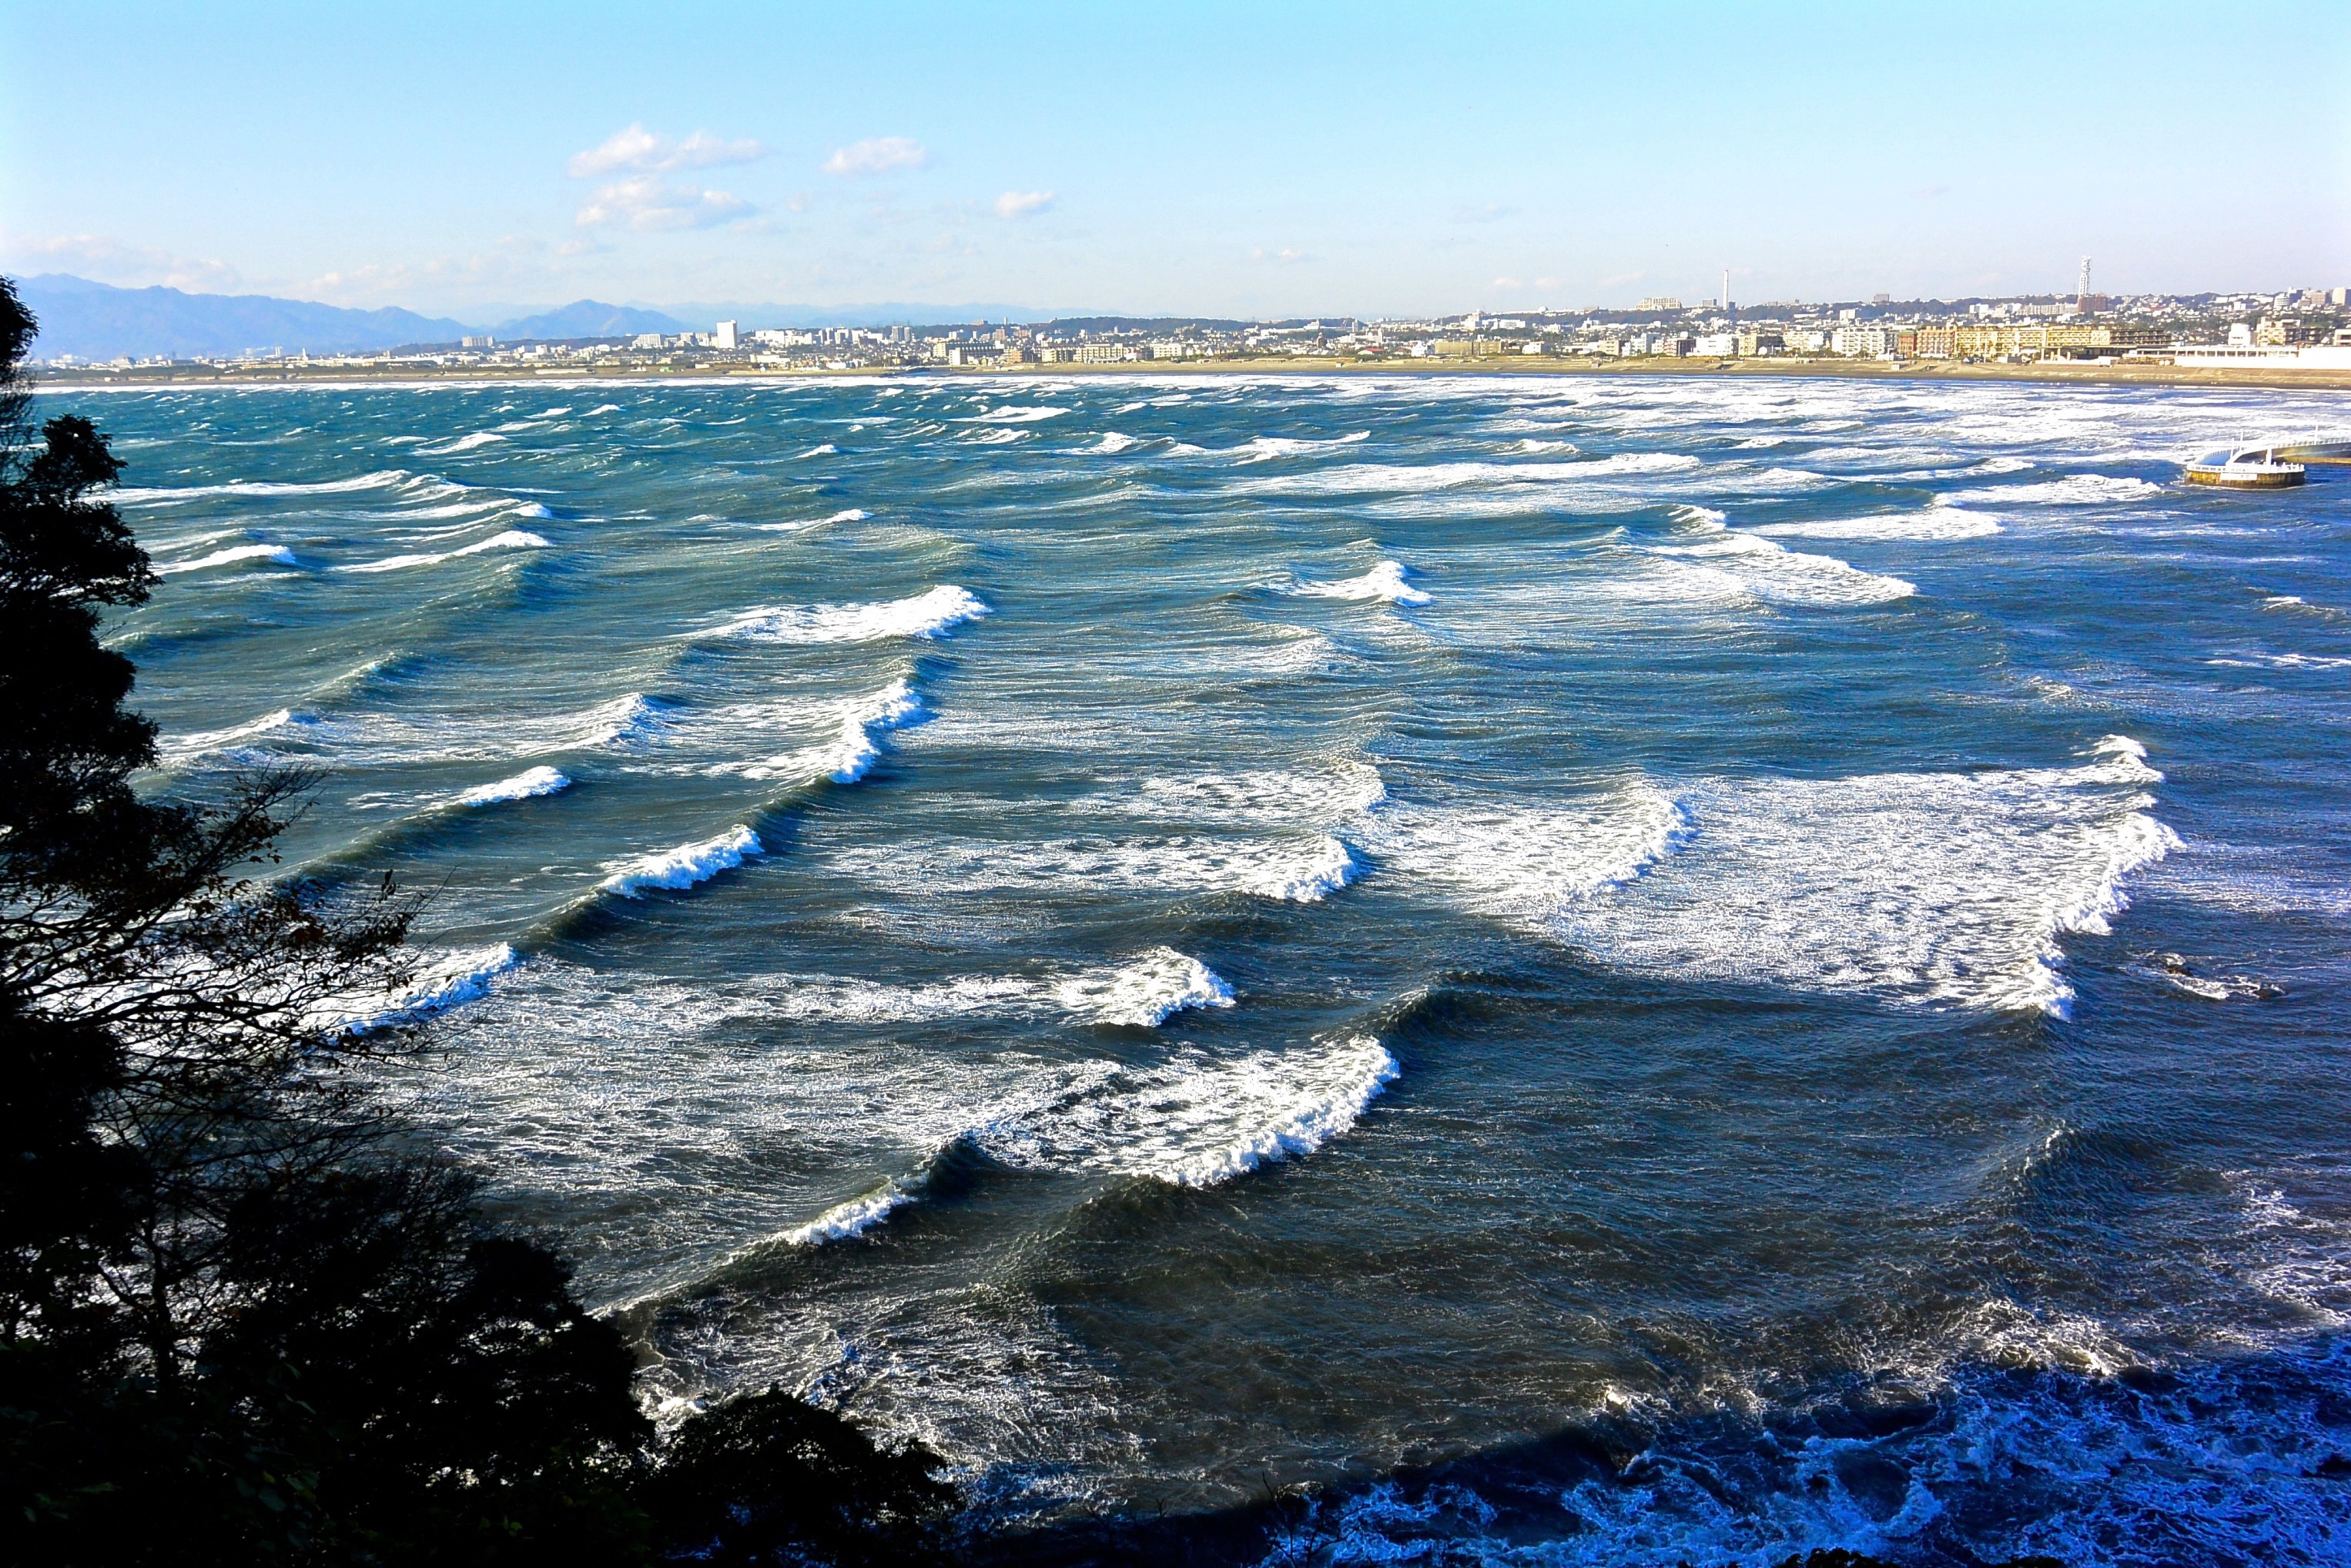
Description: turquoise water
xmin=78 ymin=373 xmax=2351 ymax=1563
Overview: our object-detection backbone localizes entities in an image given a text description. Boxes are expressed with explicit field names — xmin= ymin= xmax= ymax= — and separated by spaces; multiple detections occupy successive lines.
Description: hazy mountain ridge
xmin=14 ymin=275 xmax=1107 ymax=360
xmin=18 ymin=275 xmax=473 ymax=360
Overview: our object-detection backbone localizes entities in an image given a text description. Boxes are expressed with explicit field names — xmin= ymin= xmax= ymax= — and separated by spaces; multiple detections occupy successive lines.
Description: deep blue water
xmin=70 ymin=371 xmax=2351 ymax=1563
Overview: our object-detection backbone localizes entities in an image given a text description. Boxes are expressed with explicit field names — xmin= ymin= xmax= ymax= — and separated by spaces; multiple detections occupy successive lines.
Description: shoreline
xmin=33 ymin=355 xmax=2351 ymax=395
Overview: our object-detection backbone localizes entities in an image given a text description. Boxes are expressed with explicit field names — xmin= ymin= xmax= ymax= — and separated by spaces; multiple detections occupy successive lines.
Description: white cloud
xmin=993 ymin=189 xmax=1054 ymax=219
xmin=2 ymin=232 xmax=242 ymax=292
xmin=824 ymin=136 xmax=928 ymax=177
xmin=568 ymin=123 xmax=766 ymax=178
xmin=575 ymin=175 xmax=752 ymax=231
xmin=1251 ymin=246 xmax=1311 ymax=265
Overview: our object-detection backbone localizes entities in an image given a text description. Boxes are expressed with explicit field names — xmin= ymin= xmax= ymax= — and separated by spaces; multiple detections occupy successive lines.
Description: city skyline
xmin=3 ymin=2 xmax=2346 ymax=320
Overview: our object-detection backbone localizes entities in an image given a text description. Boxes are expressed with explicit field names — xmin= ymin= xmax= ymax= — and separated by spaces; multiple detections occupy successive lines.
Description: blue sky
xmin=3 ymin=1 xmax=2344 ymax=320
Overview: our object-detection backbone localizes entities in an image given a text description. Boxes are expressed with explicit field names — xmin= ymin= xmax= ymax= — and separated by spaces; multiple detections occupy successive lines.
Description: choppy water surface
xmin=82 ymin=374 xmax=2351 ymax=1563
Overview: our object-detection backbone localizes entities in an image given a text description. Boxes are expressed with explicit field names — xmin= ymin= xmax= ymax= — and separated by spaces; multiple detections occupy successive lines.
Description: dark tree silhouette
xmin=0 ymin=276 xmax=963 ymax=1566
xmin=0 ymin=275 xmax=652 ymax=1565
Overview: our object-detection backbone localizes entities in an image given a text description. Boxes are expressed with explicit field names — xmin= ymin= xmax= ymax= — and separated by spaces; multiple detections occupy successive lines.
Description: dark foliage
xmin=0 ymin=273 xmax=966 ymax=1566
xmin=644 ymin=1387 xmax=959 ymax=1566
xmin=0 ymin=272 xmax=656 ymax=1563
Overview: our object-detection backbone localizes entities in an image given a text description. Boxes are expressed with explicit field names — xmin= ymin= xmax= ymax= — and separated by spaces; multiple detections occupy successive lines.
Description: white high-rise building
xmin=714 ymin=320 xmax=738 ymax=350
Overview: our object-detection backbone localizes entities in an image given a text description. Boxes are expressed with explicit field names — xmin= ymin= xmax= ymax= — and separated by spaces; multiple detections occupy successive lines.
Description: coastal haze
xmin=9 ymin=2 xmax=2351 ymax=1562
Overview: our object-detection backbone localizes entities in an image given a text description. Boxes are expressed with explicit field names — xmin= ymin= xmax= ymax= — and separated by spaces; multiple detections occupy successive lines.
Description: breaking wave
xmin=1053 ymin=947 xmax=1237 ymax=1027
xmin=337 ymin=528 xmax=550 ymax=573
xmin=697 ymin=585 xmax=990 ymax=644
xmin=597 ymin=826 xmax=763 ymax=898
xmin=156 ymin=543 xmax=299 ymax=575
xmin=454 ymin=766 xmax=570 ymax=807
xmin=1288 ymin=559 xmax=1432 ymax=605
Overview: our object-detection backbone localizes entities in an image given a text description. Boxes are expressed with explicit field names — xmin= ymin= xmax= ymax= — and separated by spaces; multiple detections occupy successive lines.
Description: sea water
xmin=76 ymin=373 xmax=2351 ymax=1563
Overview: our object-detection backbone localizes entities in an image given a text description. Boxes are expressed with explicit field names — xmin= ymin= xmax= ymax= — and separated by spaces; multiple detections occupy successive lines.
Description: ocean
xmin=79 ymin=371 xmax=2351 ymax=1563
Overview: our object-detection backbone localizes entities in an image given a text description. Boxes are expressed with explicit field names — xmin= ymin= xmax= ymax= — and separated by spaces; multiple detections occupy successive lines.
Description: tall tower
xmin=2078 ymin=256 xmax=2092 ymax=310
xmin=1723 ymin=268 xmax=1732 ymax=312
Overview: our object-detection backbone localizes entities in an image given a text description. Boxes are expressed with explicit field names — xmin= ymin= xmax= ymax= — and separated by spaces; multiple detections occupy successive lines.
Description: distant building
xmin=633 ymin=333 xmax=664 ymax=349
xmin=713 ymin=320 xmax=738 ymax=350
xmin=1693 ymin=333 xmax=1737 ymax=356
xmin=1634 ymin=297 xmax=1683 ymax=313
xmin=461 ymin=335 xmax=494 ymax=349
xmin=1832 ymin=325 xmax=1897 ymax=357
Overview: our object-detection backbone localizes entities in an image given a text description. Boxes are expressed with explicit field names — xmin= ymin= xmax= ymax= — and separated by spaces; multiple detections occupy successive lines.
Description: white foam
xmin=1288 ymin=559 xmax=1432 ymax=605
xmin=819 ymin=829 xmax=1359 ymax=904
xmin=156 ymin=705 xmax=308 ymax=764
xmin=1947 ymin=474 xmax=2164 ymax=506
xmin=320 ymin=943 xmax=519 ymax=1034
xmin=156 ymin=543 xmax=298 ymax=575
xmin=1365 ymin=786 xmax=1690 ymax=923
xmin=597 ymin=825 xmax=763 ymax=898
xmin=958 ymin=406 xmax=1070 ymax=423
xmin=1231 ymin=431 xmax=1371 ymax=462
xmin=1130 ymin=762 xmax=1388 ymax=827
xmin=566 ymin=693 xmax=672 ymax=751
xmin=454 ymin=766 xmax=570 ymax=807
xmin=1242 ymin=451 xmax=1699 ymax=495
xmin=1053 ymin=947 xmax=1237 ymax=1027
xmin=111 ymin=469 xmax=413 ymax=504
xmin=782 ymin=1185 xmax=916 ymax=1247
xmin=337 ymin=528 xmax=550 ymax=573
xmin=420 ymin=431 xmax=507 ymax=455
xmin=753 ymin=507 xmax=869 ymax=534
xmin=1653 ymin=506 xmax=1914 ymax=605
xmin=507 ymin=501 xmax=555 ymax=519
xmin=697 ymin=585 xmax=989 ymax=645
xmin=1092 ymin=431 xmax=1139 ymax=454
xmin=734 ymin=680 xmax=925 ymax=783
xmin=1752 ymin=501 xmax=2003 ymax=541
xmin=585 ymin=403 xmax=624 ymax=415
xmin=1525 ymin=743 xmax=2179 ymax=1016
xmin=795 ymin=443 xmax=838 ymax=457
xmin=976 ymin=1034 xmax=1398 ymax=1188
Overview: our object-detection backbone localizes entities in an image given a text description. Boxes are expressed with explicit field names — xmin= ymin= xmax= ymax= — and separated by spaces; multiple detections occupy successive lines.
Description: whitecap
xmin=795 ymin=443 xmax=838 ymax=457
xmin=597 ymin=825 xmax=763 ymax=898
xmin=1752 ymin=501 xmax=2003 ymax=541
xmin=1053 ymin=948 xmax=1237 ymax=1027
xmin=156 ymin=543 xmax=298 ymax=575
xmin=1231 ymin=431 xmax=1371 ymax=462
xmin=1947 ymin=474 xmax=2164 ymax=506
xmin=754 ymin=508 xmax=868 ymax=534
xmin=454 ymin=766 xmax=570 ymax=807
xmin=1288 ymin=559 xmax=1432 ymax=605
xmin=336 ymin=528 xmax=549 ymax=574
xmin=419 ymin=431 xmax=507 ymax=455
xmin=697 ymin=585 xmax=989 ymax=645
xmin=1652 ymin=506 xmax=1913 ymax=605
xmin=975 ymin=1034 xmax=1398 ymax=1188
xmin=729 ymin=680 xmax=926 ymax=783
xmin=110 ymin=469 xmax=413 ymax=504
xmin=782 ymin=1185 xmax=917 ymax=1246
xmin=817 ymin=830 xmax=1358 ymax=905
xmin=1532 ymin=742 xmax=2179 ymax=1017
xmin=957 ymin=406 xmax=1070 ymax=424
xmin=320 ymin=944 xmax=520 ymax=1034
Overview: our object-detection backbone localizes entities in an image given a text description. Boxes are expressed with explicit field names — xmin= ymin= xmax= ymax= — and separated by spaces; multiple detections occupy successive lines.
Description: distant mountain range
xmin=15 ymin=276 xmax=473 ymax=361
xmin=10 ymin=274 xmax=1103 ymax=360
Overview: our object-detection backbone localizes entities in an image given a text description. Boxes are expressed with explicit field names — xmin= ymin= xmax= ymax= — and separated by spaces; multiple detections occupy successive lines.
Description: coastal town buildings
xmin=33 ymin=283 xmax=2351 ymax=379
